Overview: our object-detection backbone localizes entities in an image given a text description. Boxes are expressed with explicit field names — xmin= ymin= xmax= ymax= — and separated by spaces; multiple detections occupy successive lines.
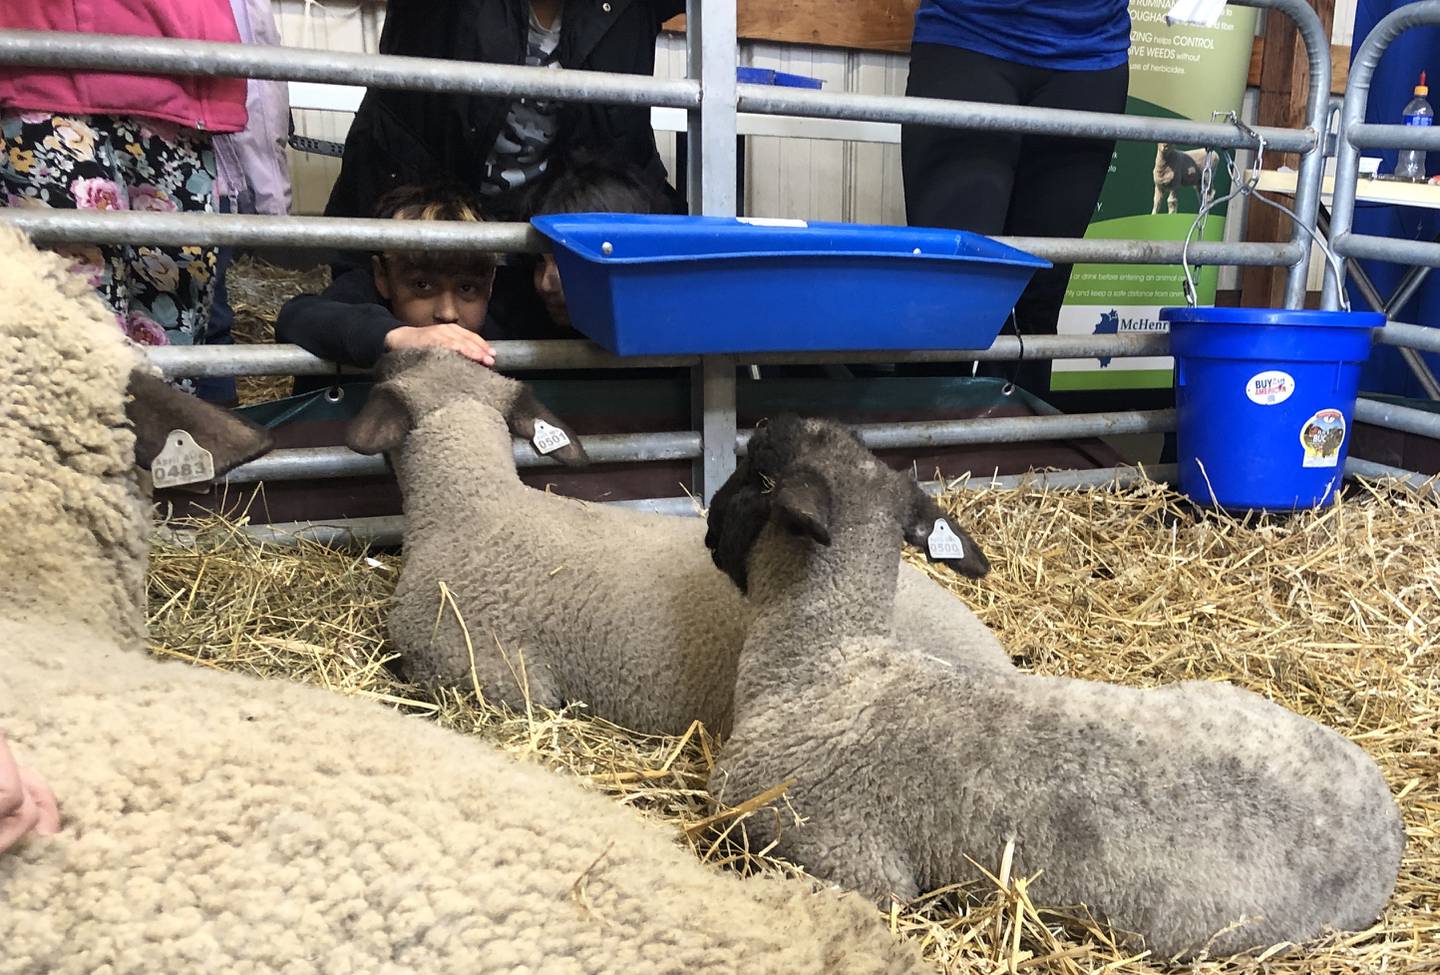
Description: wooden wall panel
xmin=1242 ymin=0 xmax=1336 ymax=306
xmin=664 ymin=0 xmax=920 ymax=53
xmin=1246 ymin=36 xmax=1350 ymax=94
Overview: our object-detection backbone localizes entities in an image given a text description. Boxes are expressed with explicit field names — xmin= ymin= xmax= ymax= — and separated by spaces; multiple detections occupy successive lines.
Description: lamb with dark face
xmin=706 ymin=414 xmax=1404 ymax=961
xmin=706 ymin=416 xmax=989 ymax=596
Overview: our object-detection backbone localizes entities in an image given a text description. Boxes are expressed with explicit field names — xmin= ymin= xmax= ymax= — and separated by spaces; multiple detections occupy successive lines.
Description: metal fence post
xmin=686 ymin=0 xmax=739 ymax=504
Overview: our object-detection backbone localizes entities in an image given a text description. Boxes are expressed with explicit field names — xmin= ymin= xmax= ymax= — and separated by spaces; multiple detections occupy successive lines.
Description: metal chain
xmin=1181 ymin=110 xmax=1350 ymax=311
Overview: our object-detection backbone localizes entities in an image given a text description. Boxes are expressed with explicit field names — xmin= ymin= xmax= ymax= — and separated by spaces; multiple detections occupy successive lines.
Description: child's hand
xmin=0 ymin=733 xmax=59 ymax=854
xmin=385 ymin=324 xmax=497 ymax=367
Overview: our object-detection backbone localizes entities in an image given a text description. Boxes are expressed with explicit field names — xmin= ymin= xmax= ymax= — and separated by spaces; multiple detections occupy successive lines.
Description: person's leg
xmin=1 ymin=112 xmax=130 ymax=326
xmin=902 ymin=44 xmax=1025 ymax=234
xmin=194 ymin=191 xmax=241 ymax=405
xmin=899 ymin=45 xmax=1028 ymax=378
xmin=1002 ymin=62 xmax=1130 ymax=397
xmin=116 ymin=117 xmax=221 ymax=393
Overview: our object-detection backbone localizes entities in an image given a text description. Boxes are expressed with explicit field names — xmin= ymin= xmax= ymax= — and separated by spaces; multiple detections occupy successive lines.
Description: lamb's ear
xmin=773 ymin=468 xmax=832 ymax=547
xmin=508 ymin=386 xmax=589 ymax=467
xmin=903 ymin=484 xmax=990 ymax=578
xmin=126 ymin=369 xmax=275 ymax=476
xmin=346 ymin=382 xmax=412 ymax=455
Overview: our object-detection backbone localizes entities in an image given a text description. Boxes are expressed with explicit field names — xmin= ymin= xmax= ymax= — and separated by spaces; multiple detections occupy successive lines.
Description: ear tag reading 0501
xmin=151 ymin=430 xmax=215 ymax=489
xmin=927 ymin=518 xmax=966 ymax=560
xmin=532 ymin=419 xmax=572 ymax=455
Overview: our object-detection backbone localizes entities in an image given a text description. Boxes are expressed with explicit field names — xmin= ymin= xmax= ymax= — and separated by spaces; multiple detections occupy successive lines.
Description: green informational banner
xmin=1051 ymin=0 xmax=1257 ymax=392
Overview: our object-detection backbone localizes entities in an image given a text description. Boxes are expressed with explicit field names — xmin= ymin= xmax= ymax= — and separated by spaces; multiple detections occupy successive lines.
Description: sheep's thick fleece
xmin=0 ymin=240 xmax=928 ymax=975
xmin=0 ymin=624 xmax=928 ymax=975
xmin=376 ymin=351 xmax=1010 ymax=739
xmin=710 ymin=417 xmax=1405 ymax=960
xmin=0 ymin=223 xmax=151 ymax=648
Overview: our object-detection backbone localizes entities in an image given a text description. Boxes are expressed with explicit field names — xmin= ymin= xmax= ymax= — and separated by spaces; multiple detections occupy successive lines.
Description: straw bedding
xmin=146 ymin=477 xmax=1439 ymax=974
xmin=224 ymin=256 xmax=329 ymax=404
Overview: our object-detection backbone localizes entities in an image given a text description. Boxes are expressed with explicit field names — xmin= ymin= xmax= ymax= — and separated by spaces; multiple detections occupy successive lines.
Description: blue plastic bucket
xmin=531 ymin=214 xmax=1049 ymax=356
xmin=1160 ymin=307 xmax=1385 ymax=511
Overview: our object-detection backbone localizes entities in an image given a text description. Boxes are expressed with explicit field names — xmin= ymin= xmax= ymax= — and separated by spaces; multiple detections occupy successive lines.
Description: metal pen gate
xmin=1 ymin=0 xmax=1436 ymax=546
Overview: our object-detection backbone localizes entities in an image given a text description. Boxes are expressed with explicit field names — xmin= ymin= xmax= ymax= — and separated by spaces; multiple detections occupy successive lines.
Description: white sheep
xmin=704 ymin=414 xmax=1406 ymax=960
xmin=345 ymin=348 xmax=1011 ymax=738
xmin=0 ymin=223 xmax=275 ymax=650
xmin=1 ymin=631 xmax=933 ymax=974
xmin=1152 ymin=142 xmax=1219 ymax=214
xmin=0 ymin=225 xmax=934 ymax=975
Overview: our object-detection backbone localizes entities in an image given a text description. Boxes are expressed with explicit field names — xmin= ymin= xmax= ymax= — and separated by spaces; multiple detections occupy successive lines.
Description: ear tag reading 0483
xmin=532 ymin=419 xmax=572 ymax=455
xmin=150 ymin=430 xmax=215 ymax=489
xmin=927 ymin=518 xmax=966 ymax=560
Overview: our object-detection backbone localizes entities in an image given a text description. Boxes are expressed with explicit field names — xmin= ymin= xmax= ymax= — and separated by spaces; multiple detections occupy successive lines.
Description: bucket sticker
xmin=1300 ymin=409 xmax=1346 ymax=468
xmin=1246 ymin=370 xmax=1295 ymax=406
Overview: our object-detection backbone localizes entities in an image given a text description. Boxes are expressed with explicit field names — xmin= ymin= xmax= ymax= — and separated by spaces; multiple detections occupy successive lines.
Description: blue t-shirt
xmin=913 ymin=0 xmax=1131 ymax=72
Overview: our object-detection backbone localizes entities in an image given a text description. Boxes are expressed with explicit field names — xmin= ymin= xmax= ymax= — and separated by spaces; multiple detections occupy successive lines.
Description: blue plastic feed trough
xmin=735 ymin=66 xmax=824 ymax=89
xmin=530 ymin=214 xmax=1050 ymax=356
xmin=1161 ymin=307 xmax=1385 ymax=511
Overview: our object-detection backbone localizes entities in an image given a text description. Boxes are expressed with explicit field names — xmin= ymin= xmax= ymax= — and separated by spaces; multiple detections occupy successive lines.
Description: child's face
xmin=373 ymin=257 xmax=494 ymax=332
xmin=534 ymin=255 xmax=570 ymax=327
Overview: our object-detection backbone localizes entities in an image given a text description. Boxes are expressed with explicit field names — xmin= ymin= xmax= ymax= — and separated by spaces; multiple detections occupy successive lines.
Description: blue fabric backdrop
xmin=1349 ymin=0 xmax=1440 ymax=395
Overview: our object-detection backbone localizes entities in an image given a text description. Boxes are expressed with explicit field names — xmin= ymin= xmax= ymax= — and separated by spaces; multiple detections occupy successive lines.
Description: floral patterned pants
xmin=0 ymin=112 xmax=219 ymax=352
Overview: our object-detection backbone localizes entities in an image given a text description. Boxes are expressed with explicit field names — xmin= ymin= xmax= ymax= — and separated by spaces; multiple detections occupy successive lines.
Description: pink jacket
xmin=0 ymin=1 xmax=248 ymax=134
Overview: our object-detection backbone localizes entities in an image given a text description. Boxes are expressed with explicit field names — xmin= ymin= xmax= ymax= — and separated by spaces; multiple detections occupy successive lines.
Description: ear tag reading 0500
xmin=532 ymin=419 xmax=572 ymax=455
xmin=151 ymin=430 xmax=215 ymax=489
xmin=927 ymin=518 xmax=966 ymax=560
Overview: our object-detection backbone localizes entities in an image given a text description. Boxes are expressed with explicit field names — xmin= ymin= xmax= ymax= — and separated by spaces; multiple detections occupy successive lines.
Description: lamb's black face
xmin=705 ymin=451 xmax=771 ymax=593
xmin=705 ymin=415 xmax=990 ymax=592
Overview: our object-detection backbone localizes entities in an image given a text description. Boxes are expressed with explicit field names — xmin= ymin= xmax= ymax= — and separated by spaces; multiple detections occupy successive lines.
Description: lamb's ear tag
xmin=150 ymin=430 xmax=215 ymax=489
xmin=532 ymin=419 xmax=572 ymax=455
xmin=927 ymin=518 xmax=966 ymax=560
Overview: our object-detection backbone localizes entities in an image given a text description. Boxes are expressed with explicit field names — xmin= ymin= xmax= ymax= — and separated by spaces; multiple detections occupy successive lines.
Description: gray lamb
xmin=704 ymin=414 xmax=1405 ymax=960
xmin=345 ymin=349 xmax=1010 ymax=737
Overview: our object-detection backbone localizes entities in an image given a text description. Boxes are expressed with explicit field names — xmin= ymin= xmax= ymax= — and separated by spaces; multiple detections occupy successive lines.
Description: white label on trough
xmin=532 ymin=419 xmax=572 ymax=455
xmin=737 ymin=216 xmax=808 ymax=228
xmin=1246 ymin=370 xmax=1295 ymax=406
xmin=927 ymin=519 xmax=966 ymax=560
xmin=151 ymin=430 xmax=215 ymax=488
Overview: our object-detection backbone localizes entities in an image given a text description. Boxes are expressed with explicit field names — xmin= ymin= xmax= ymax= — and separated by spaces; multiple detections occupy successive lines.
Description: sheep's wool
xmin=0 ymin=256 xmax=926 ymax=974
xmin=0 ymin=225 xmax=148 ymax=646
xmin=0 ymin=630 xmax=927 ymax=975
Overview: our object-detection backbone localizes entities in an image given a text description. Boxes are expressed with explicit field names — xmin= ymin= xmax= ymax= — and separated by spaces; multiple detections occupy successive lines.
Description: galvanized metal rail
xmin=6 ymin=0 xmax=1434 ymax=524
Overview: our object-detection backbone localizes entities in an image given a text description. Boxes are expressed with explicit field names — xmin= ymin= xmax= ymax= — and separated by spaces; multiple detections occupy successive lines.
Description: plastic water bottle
xmin=1395 ymin=71 xmax=1433 ymax=181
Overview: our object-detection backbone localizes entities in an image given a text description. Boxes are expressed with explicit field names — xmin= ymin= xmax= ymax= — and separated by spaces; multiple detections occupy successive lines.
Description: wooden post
xmin=1241 ymin=0 xmax=1335 ymax=308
